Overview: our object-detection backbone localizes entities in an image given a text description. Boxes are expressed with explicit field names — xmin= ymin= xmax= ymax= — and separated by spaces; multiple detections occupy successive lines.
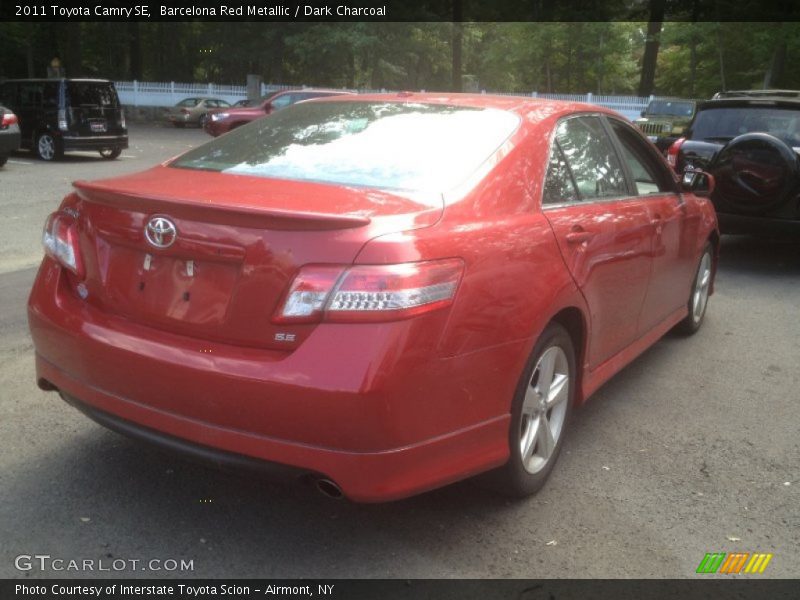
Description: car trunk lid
xmin=70 ymin=166 xmax=442 ymax=350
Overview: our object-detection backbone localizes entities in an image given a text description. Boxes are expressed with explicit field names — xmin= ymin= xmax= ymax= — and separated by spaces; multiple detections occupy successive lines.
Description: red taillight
xmin=1 ymin=111 xmax=18 ymax=127
xmin=273 ymin=259 xmax=464 ymax=324
xmin=667 ymin=137 xmax=685 ymax=170
xmin=272 ymin=265 xmax=346 ymax=324
xmin=42 ymin=212 xmax=84 ymax=277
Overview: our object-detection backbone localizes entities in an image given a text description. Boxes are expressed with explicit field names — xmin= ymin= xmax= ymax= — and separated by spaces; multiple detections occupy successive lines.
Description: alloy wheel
xmin=519 ymin=345 xmax=570 ymax=474
xmin=38 ymin=134 xmax=55 ymax=160
xmin=692 ymin=251 xmax=712 ymax=324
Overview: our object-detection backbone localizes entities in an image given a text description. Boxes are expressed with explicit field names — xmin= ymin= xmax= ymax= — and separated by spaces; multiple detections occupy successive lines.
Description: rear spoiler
xmin=73 ymin=180 xmax=372 ymax=231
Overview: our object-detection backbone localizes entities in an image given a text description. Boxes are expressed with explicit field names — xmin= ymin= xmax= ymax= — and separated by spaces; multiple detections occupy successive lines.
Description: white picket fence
xmin=115 ymin=80 xmax=300 ymax=107
xmin=114 ymin=80 xmax=657 ymax=121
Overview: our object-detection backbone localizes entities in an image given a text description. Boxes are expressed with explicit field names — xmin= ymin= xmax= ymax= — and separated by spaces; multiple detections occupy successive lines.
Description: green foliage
xmin=1 ymin=22 xmax=799 ymax=99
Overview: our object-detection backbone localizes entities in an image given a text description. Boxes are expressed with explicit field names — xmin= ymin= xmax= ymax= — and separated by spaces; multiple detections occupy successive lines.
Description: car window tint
xmin=543 ymin=142 xmax=579 ymax=205
xmin=691 ymin=106 xmax=800 ymax=146
xmin=42 ymin=82 xmax=60 ymax=109
xmin=172 ymin=101 xmax=520 ymax=193
xmin=271 ymin=94 xmax=294 ymax=110
xmin=66 ymin=82 xmax=118 ymax=107
xmin=609 ymin=119 xmax=674 ymax=195
xmin=19 ymin=83 xmax=43 ymax=108
xmin=0 ymin=83 xmax=17 ymax=106
xmin=556 ymin=117 xmax=627 ymax=200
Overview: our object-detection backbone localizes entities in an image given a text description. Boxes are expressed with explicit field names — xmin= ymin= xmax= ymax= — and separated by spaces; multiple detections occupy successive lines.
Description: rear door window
xmin=555 ymin=116 xmax=628 ymax=200
xmin=608 ymin=119 xmax=676 ymax=195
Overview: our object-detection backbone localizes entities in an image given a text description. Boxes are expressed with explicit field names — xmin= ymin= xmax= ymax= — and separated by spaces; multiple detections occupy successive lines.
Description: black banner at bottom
xmin=2 ymin=579 xmax=798 ymax=600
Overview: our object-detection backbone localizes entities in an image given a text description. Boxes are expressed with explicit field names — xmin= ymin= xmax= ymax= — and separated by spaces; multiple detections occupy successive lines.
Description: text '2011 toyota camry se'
xmin=28 ymin=94 xmax=719 ymax=502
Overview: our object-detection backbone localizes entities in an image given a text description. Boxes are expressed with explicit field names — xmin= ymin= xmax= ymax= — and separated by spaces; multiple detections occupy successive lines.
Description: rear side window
xmin=177 ymin=98 xmax=201 ymax=107
xmin=172 ymin=101 xmax=520 ymax=193
xmin=543 ymin=143 xmax=578 ymax=205
xmin=66 ymin=82 xmax=119 ymax=108
xmin=270 ymin=94 xmax=295 ymax=110
xmin=555 ymin=116 xmax=627 ymax=200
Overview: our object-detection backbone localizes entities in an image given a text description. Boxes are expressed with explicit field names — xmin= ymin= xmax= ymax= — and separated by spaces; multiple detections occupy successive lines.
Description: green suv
xmin=634 ymin=99 xmax=696 ymax=152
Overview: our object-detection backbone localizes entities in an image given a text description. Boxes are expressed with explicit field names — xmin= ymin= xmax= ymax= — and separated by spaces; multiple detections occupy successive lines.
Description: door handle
xmin=650 ymin=214 xmax=663 ymax=234
xmin=565 ymin=230 xmax=596 ymax=244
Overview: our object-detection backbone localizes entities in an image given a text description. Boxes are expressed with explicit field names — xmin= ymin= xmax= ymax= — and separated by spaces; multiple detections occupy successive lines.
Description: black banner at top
xmin=2 ymin=0 xmax=800 ymax=22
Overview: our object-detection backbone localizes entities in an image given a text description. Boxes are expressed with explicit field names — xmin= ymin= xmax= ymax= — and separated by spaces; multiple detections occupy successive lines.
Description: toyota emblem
xmin=145 ymin=216 xmax=177 ymax=248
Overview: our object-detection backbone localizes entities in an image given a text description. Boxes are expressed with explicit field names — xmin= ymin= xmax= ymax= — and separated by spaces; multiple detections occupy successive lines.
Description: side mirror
xmin=264 ymin=102 xmax=272 ymax=113
xmin=681 ymin=170 xmax=715 ymax=198
xmin=640 ymin=110 xmax=646 ymax=117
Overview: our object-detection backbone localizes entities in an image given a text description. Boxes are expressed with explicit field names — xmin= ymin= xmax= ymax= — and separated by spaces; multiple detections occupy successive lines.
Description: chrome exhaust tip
xmin=315 ymin=478 xmax=344 ymax=500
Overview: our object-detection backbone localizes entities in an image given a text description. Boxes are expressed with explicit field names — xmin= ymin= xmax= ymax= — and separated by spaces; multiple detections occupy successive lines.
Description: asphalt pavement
xmin=0 ymin=124 xmax=797 ymax=579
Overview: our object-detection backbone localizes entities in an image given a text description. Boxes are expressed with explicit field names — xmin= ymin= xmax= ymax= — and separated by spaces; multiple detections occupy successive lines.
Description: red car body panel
xmin=28 ymin=94 xmax=718 ymax=501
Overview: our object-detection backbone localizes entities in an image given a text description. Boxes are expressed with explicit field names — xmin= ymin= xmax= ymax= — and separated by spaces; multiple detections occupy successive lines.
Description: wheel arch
xmin=707 ymin=229 xmax=720 ymax=294
xmin=549 ymin=306 xmax=588 ymax=405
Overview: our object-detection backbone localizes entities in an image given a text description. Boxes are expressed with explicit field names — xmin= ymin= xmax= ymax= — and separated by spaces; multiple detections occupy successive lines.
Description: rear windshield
xmin=691 ymin=105 xmax=800 ymax=145
xmin=646 ymin=100 xmax=694 ymax=117
xmin=66 ymin=82 xmax=119 ymax=108
xmin=177 ymin=98 xmax=201 ymax=107
xmin=171 ymin=101 xmax=520 ymax=192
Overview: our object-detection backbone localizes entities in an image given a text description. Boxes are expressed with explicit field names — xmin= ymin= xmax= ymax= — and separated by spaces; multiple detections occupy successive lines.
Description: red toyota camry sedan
xmin=28 ymin=94 xmax=719 ymax=502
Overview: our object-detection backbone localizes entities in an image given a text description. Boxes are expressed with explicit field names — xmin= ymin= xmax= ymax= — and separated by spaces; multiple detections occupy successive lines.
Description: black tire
xmin=480 ymin=322 xmax=576 ymax=497
xmin=676 ymin=242 xmax=713 ymax=335
xmin=198 ymin=114 xmax=209 ymax=128
xmin=98 ymin=148 xmax=122 ymax=160
xmin=173 ymin=122 xmax=185 ymax=128
xmin=711 ymin=133 xmax=798 ymax=214
xmin=0 ymin=155 xmax=7 ymax=167
xmin=35 ymin=132 xmax=62 ymax=161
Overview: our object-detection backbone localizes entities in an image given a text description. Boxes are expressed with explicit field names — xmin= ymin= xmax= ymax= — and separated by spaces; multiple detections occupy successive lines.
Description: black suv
xmin=0 ymin=79 xmax=128 ymax=161
xmin=671 ymin=90 xmax=800 ymax=235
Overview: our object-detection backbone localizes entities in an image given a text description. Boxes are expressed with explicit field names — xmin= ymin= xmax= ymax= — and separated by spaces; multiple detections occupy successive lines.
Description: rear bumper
xmin=28 ymin=260 xmax=513 ymax=502
xmin=717 ymin=212 xmax=800 ymax=236
xmin=62 ymin=134 xmax=128 ymax=151
xmin=0 ymin=130 xmax=21 ymax=154
xmin=61 ymin=391 xmax=310 ymax=481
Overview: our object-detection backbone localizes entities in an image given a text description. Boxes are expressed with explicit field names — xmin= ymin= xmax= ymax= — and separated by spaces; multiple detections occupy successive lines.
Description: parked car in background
xmin=167 ymin=97 xmax=231 ymax=128
xmin=29 ymin=94 xmax=718 ymax=502
xmin=0 ymin=79 xmax=127 ymax=161
xmin=634 ymin=98 xmax=696 ymax=152
xmin=0 ymin=105 xmax=21 ymax=167
xmin=668 ymin=90 xmax=800 ymax=235
xmin=204 ymin=89 xmax=354 ymax=136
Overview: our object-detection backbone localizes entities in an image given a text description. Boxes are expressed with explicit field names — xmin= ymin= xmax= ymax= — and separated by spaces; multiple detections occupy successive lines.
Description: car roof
xmin=303 ymin=92 xmax=619 ymax=123
xmin=712 ymin=89 xmax=800 ymax=99
xmin=698 ymin=96 xmax=800 ymax=110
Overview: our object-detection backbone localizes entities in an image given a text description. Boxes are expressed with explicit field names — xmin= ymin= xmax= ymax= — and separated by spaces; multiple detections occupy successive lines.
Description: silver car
xmin=0 ymin=105 xmax=21 ymax=167
xmin=167 ymin=97 xmax=232 ymax=128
